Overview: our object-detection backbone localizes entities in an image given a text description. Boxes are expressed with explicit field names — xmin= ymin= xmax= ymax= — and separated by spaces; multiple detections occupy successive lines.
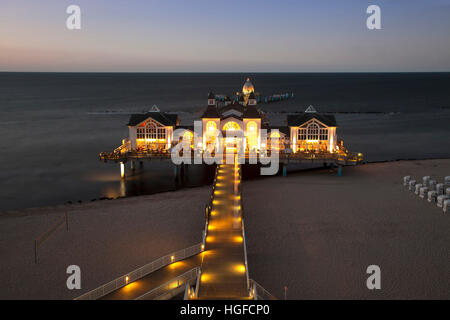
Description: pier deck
xmin=99 ymin=150 xmax=363 ymax=166
xmin=98 ymin=254 xmax=203 ymax=300
xmin=197 ymin=163 xmax=249 ymax=299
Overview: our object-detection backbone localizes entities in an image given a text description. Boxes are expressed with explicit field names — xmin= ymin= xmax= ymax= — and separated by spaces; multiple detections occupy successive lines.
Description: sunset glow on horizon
xmin=1 ymin=0 xmax=450 ymax=72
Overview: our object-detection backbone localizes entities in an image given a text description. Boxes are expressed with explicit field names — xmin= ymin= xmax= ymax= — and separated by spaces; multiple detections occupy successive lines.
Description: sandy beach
xmin=0 ymin=187 xmax=209 ymax=299
xmin=244 ymin=159 xmax=450 ymax=299
xmin=0 ymin=159 xmax=449 ymax=299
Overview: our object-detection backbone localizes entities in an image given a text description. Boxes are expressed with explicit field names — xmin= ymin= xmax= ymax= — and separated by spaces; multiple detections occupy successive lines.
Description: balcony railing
xmin=100 ymin=141 xmax=363 ymax=164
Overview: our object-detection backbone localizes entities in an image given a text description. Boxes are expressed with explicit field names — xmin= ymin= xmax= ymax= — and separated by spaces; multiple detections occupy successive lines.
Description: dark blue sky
xmin=1 ymin=0 xmax=450 ymax=72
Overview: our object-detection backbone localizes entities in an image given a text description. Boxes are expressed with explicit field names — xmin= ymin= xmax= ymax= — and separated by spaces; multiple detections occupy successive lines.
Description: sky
xmin=1 ymin=0 xmax=450 ymax=72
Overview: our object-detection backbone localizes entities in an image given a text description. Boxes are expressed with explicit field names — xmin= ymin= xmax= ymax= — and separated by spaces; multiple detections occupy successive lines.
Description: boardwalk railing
xmin=236 ymin=165 xmax=251 ymax=293
xmin=249 ymin=279 xmax=277 ymax=300
xmin=75 ymin=243 xmax=203 ymax=300
xmin=99 ymin=149 xmax=171 ymax=161
xmin=100 ymin=147 xmax=363 ymax=164
xmin=135 ymin=267 xmax=200 ymax=300
xmin=202 ymin=165 xmax=220 ymax=247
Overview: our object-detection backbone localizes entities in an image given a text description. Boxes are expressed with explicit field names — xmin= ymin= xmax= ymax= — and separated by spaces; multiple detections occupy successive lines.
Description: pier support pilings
xmin=130 ymin=160 xmax=135 ymax=173
xmin=120 ymin=162 xmax=125 ymax=179
xmin=174 ymin=164 xmax=185 ymax=184
xmin=282 ymin=163 xmax=287 ymax=177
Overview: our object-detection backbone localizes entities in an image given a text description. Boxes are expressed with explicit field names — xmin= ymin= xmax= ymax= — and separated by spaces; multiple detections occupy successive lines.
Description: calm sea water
xmin=1 ymin=72 xmax=450 ymax=211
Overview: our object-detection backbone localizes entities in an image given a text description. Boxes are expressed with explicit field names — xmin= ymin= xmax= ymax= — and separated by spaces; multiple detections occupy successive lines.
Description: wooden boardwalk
xmin=99 ymin=254 xmax=203 ymax=300
xmin=197 ymin=163 xmax=250 ymax=299
xmin=92 ymin=161 xmax=251 ymax=300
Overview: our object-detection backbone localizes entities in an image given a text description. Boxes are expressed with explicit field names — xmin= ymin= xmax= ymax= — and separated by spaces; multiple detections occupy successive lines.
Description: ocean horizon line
xmin=1 ymin=71 xmax=450 ymax=74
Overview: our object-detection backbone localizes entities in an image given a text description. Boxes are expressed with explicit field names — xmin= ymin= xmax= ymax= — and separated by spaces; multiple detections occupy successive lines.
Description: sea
xmin=1 ymin=72 xmax=450 ymax=211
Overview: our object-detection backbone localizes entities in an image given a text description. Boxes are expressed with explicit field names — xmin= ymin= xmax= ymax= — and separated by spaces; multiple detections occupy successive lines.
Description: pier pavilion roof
xmin=219 ymin=102 xmax=245 ymax=119
xmin=287 ymin=112 xmax=337 ymax=127
xmin=201 ymin=105 xmax=221 ymax=118
xmin=243 ymin=104 xmax=261 ymax=118
xmin=127 ymin=112 xmax=179 ymax=127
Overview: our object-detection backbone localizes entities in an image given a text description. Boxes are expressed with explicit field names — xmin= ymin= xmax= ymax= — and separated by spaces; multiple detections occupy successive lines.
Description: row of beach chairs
xmin=403 ymin=175 xmax=450 ymax=213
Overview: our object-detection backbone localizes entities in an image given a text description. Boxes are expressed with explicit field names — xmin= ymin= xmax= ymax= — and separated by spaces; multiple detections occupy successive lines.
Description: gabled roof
xmin=243 ymin=105 xmax=261 ymax=118
xmin=201 ymin=105 xmax=220 ymax=118
xmin=127 ymin=112 xmax=178 ymax=126
xmin=208 ymin=91 xmax=215 ymax=99
xmin=219 ymin=102 xmax=245 ymax=115
xmin=305 ymin=105 xmax=317 ymax=113
xmin=221 ymin=114 xmax=243 ymax=121
xmin=287 ymin=113 xmax=337 ymax=127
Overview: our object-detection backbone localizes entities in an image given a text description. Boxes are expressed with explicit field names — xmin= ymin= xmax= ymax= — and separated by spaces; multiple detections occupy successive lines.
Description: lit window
xmin=298 ymin=128 xmax=307 ymax=140
xmin=223 ymin=121 xmax=240 ymax=131
xmin=319 ymin=128 xmax=328 ymax=141
xmin=247 ymin=121 xmax=257 ymax=149
xmin=206 ymin=121 xmax=217 ymax=133
xmin=307 ymin=123 xmax=319 ymax=140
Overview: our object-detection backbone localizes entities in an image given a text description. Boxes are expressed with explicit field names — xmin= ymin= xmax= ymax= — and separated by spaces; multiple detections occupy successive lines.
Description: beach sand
xmin=0 ymin=159 xmax=449 ymax=299
xmin=244 ymin=159 xmax=450 ymax=299
xmin=0 ymin=187 xmax=209 ymax=299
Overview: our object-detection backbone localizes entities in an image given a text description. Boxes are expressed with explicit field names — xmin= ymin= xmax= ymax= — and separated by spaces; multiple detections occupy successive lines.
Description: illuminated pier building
xmin=100 ymin=78 xmax=362 ymax=177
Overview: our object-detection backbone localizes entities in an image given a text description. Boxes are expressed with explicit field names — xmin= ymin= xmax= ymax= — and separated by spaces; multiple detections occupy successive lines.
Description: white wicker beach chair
xmin=437 ymin=195 xmax=450 ymax=208
xmin=423 ymin=176 xmax=430 ymax=187
xmin=429 ymin=180 xmax=436 ymax=191
xmin=444 ymin=200 xmax=450 ymax=213
xmin=447 ymin=188 xmax=450 ymax=196
xmin=415 ymin=184 xmax=423 ymax=195
xmin=409 ymin=180 xmax=416 ymax=191
xmin=419 ymin=187 xmax=428 ymax=199
xmin=403 ymin=176 xmax=411 ymax=186
xmin=436 ymin=183 xmax=444 ymax=195
xmin=428 ymin=191 xmax=437 ymax=203
xmin=445 ymin=176 xmax=450 ymax=187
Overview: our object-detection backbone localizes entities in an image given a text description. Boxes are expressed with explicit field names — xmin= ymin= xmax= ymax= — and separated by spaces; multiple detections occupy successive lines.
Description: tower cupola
xmin=208 ymin=92 xmax=216 ymax=106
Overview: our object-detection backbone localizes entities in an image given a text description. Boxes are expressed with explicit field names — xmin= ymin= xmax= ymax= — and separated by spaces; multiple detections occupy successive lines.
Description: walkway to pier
xmin=99 ymin=254 xmax=203 ymax=300
xmin=197 ymin=162 xmax=249 ymax=299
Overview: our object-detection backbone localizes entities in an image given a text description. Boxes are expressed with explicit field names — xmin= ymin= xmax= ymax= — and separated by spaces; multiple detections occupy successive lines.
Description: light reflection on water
xmin=95 ymin=163 xmax=215 ymax=201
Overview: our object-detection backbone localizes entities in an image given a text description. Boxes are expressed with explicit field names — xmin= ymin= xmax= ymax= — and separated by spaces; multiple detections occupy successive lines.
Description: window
xmin=137 ymin=128 xmax=145 ymax=139
xmin=298 ymin=128 xmax=307 ymax=140
xmin=157 ymin=128 xmax=166 ymax=139
xmin=206 ymin=121 xmax=217 ymax=134
xmin=223 ymin=121 xmax=240 ymax=131
xmin=319 ymin=128 xmax=328 ymax=141
xmin=307 ymin=123 xmax=319 ymax=140
xmin=247 ymin=121 xmax=258 ymax=149
xmin=146 ymin=125 xmax=157 ymax=139
xmin=270 ymin=131 xmax=280 ymax=138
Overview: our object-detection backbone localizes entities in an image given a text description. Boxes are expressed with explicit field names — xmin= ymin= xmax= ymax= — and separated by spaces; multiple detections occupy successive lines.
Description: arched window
xmin=182 ymin=130 xmax=193 ymax=147
xmin=206 ymin=121 xmax=217 ymax=134
xmin=307 ymin=123 xmax=319 ymax=140
xmin=247 ymin=121 xmax=258 ymax=149
xmin=270 ymin=131 xmax=280 ymax=138
xmin=146 ymin=121 xmax=158 ymax=139
xmin=223 ymin=121 xmax=241 ymax=131
xmin=183 ymin=130 xmax=193 ymax=141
